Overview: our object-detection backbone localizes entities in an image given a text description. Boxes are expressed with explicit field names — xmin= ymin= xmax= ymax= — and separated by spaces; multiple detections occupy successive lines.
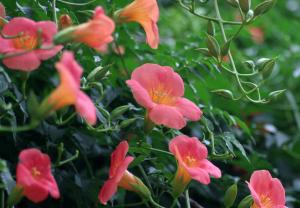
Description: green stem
xmin=57 ymin=113 xmax=76 ymax=125
xmin=213 ymin=0 xmax=264 ymax=103
xmin=57 ymin=0 xmax=95 ymax=6
xmin=21 ymin=73 xmax=30 ymax=100
xmin=147 ymin=147 xmax=173 ymax=156
xmin=149 ymin=197 xmax=165 ymax=208
xmin=209 ymin=153 xmax=234 ymax=160
xmin=177 ymin=0 xmax=242 ymax=25
xmin=106 ymin=200 xmax=146 ymax=208
xmin=138 ymin=164 xmax=153 ymax=195
xmin=113 ymin=39 xmax=130 ymax=78
xmin=170 ymin=198 xmax=178 ymax=208
xmin=52 ymin=0 xmax=58 ymax=24
xmin=286 ymin=91 xmax=300 ymax=130
xmin=185 ymin=190 xmax=191 ymax=208
xmin=56 ymin=150 xmax=79 ymax=167
xmin=0 ymin=120 xmax=39 ymax=132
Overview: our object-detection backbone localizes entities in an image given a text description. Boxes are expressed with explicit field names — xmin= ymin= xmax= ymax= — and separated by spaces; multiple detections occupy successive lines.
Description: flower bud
xmin=59 ymin=14 xmax=73 ymax=30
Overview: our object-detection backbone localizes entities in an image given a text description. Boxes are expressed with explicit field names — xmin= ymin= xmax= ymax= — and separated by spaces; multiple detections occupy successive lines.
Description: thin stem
xmin=21 ymin=72 xmax=30 ymax=100
xmin=106 ymin=200 xmax=146 ymax=208
xmin=149 ymin=197 xmax=165 ymax=208
xmin=137 ymin=164 xmax=153 ymax=195
xmin=213 ymin=0 xmax=263 ymax=103
xmin=52 ymin=0 xmax=58 ymax=24
xmin=185 ymin=190 xmax=191 ymax=208
xmin=0 ymin=120 xmax=39 ymax=132
xmin=57 ymin=113 xmax=76 ymax=125
xmin=113 ymin=39 xmax=130 ymax=78
xmin=170 ymin=198 xmax=178 ymax=208
xmin=147 ymin=147 xmax=173 ymax=156
xmin=177 ymin=0 xmax=242 ymax=25
xmin=286 ymin=91 xmax=300 ymax=130
xmin=57 ymin=0 xmax=96 ymax=6
xmin=56 ymin=150 xmax=79 ymax=167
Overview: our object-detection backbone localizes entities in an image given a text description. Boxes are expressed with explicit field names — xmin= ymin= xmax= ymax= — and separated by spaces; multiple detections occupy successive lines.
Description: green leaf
xmin=223 ymin=132 xmax=249 ymax=161
xmin=224 ymin=184 xmax=238 ymax=208
xmin=238 ymin=195 xmax=253 ymax=208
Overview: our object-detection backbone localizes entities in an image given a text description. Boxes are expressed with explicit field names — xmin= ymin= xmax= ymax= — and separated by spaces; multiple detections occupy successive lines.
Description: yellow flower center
xmin=184 ymin=155 xmax=197 ymax=167
xmin=31 ymin=167 xmax=41 ymax=178
xmin=13 ymin=34 xmax=38 ymax=50
xmin=149 ymin=84 xmax=176 ymax=105
xmin=251 ymin=195 xmax=273 ymax=208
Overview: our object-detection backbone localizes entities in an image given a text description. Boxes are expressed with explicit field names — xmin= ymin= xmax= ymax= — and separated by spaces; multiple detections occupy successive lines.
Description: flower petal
xmin=198 ymin=159 xmax=221 ymax=178
xmin=268 ymin=178 xmax=286 ymax=206
xmin=98 ymin=178 xmax=118 ymax=205
xmin=2 ymin=17 xmax=36 ymax=36
xmin=169 ymin=135 xmax=208 ymax=160
xmin=126 ymin=80 xmax=155 ymax=109
xmin=131 ymin=64 xmax=184 ymax=97
xmin=185 ymin=167 xmax=211 ymax=185
xmin=175 ymin=98 xmax=202 ymax=121
xmin=109 ymin=141 xmax=130 ymax=178
xmin=149 ymin=105 xmax=186 ymax=129
xmin=3 ymin=52 xmax=41 ymax=71
xmin=75 ymin=91 xmax=97 ymax=125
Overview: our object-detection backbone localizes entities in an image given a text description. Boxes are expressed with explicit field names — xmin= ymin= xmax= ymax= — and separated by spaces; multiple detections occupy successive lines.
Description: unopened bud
xmin=59 ymin=14 xmax=73 ymax=30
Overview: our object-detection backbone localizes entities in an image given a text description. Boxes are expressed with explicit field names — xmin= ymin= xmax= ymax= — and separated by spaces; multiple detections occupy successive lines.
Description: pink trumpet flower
xmin=247 ymin=170 xmax=286 ymax=208
xmin=126 ymin=63 xmax=202 ymax=129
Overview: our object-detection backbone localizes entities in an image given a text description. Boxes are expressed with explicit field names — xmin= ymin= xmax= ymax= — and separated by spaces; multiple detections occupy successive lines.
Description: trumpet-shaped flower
xmin=169 ymin=135 xmax=221 ymax=197
xmin=99 ymin=141 xmax=151 ymax=205
xmin=16 ymin=148 xmax=60 ymax=203
xmin=247 ymin=170 xmax=286 ymax=208
xmin=116 ymin=0 xmax=159 ymax=49
xmin=42 ymin=51 xmax=96 ymax=125
xmin=54 ymin=7 xmax=114 ymax=52
xmin=0 ymin=17 xmax=62 ymax=71
xmin=126 ymin=64 xmax=202 ymax=129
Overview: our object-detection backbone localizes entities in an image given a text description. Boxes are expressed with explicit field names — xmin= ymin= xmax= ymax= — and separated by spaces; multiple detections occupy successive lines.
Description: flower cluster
xmin=0 ymin=1 xmax=287 ymax=207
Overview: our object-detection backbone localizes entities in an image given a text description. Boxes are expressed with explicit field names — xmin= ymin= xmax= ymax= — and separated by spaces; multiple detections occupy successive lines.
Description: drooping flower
xmin=115 ymin=0 xmax=159 ymax=49
xmin=126 ymin=64 xmax=202 ymax=129
xmin=41 ymin=51 xmax=97 ymax=125
xmin=99 ymin=141 xmax=151 ymax=205
xmin=54 ymin=7 xmax=115 ymax=52
xmin=16 ymin=148 xmax=60 ymax=203
xmin=0 ymin=2 xmax=6 ymax=27
xmin=169 ymin=135 xmax=221 ymax=197
xmin=0 ymin=17 xmax=62 ymax=71
xmin=247 ymin=170 xmax=286 ymax=208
